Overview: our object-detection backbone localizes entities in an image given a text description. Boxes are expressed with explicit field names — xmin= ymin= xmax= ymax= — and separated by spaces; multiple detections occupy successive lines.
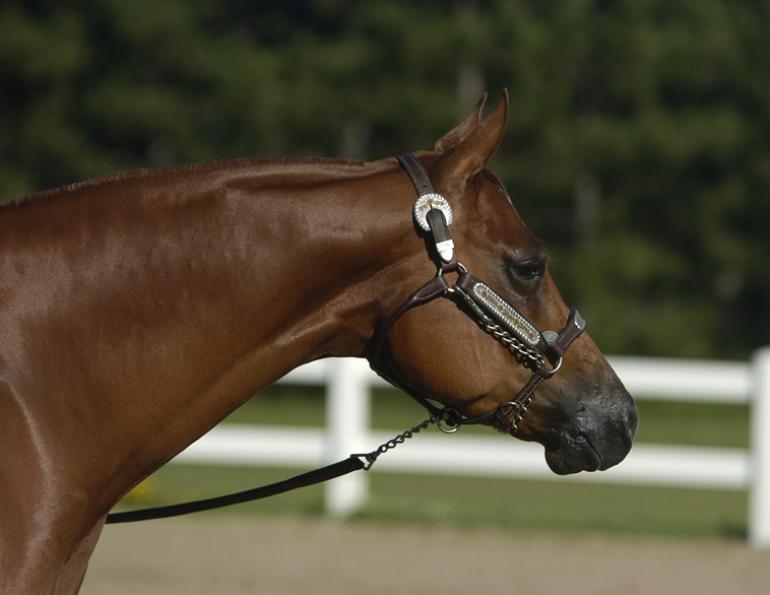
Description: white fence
xmin=174 ymin=349 xmax=770 ymax=549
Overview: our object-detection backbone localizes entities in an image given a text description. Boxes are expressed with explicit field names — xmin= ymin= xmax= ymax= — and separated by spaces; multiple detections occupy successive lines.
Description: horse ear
xmin=433 ymin=89 xmax=508 ymax=196
xmin=433 ymin=93 xmax=488 ymax=153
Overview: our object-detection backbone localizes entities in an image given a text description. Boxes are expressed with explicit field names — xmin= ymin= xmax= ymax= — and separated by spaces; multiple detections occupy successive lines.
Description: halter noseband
xmin=368 ymin=153 xmax=586 ymax=435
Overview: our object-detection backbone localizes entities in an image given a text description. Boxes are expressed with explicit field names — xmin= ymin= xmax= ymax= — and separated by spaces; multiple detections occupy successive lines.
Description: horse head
xmin=373 ymin=91 xmax=638 ymax=474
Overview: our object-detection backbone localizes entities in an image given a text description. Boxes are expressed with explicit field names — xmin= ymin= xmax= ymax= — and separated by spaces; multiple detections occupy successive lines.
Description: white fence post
xmin=750 ymin=347 xmax=770 ymax=549
xmin=324 ymin=358 xmax=370 ymax=517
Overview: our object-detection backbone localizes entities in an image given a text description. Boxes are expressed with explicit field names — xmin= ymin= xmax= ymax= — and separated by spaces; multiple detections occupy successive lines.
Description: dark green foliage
xmin=1 ymin=0 xmax=766 ymax=358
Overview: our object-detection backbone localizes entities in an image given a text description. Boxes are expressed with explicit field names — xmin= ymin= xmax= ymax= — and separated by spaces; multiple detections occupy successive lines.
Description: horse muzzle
xmin=540 ymin=385 xmax=638 ymax=475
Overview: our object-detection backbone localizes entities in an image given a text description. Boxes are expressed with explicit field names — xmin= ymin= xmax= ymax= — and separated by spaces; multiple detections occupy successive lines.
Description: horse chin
xmin=544 ymin=438 xmax=604 ymax=475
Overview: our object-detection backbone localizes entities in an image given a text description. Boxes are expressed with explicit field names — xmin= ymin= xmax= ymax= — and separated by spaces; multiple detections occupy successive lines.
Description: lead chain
xmin=493 ymin=393 xmax=535 ymax=436
xmin=509 ymin=395 xmax=534 ymax=435
xmin=356 ymin=415 xmax=436 ymax=470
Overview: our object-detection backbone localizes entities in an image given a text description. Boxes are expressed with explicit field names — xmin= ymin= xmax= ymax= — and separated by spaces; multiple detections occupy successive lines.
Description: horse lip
xmin=544 ymin=433 xmax=602 ymax=475
xmin=581 ymin=434 xmax=604 ymax=470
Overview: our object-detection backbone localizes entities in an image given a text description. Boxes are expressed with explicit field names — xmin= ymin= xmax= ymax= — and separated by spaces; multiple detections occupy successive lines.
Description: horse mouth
xmin=542 ymin=412 xmax=636 ymax=475
xmin=484 ymin=411 xmax=609 ymax=474
xmin=544 ymin=433 xmax=604 ymax=475
xmin=498 ymin=383 xmax=638 ymax=475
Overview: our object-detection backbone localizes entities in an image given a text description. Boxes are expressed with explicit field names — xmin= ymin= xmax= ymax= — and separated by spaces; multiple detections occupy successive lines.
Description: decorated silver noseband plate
xmin=471 ymin=282 xmax=543 ymax=347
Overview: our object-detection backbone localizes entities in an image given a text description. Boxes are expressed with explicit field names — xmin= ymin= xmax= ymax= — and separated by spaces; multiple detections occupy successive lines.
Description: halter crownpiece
xmin=369 ymin=153 xmax=587 ymax=435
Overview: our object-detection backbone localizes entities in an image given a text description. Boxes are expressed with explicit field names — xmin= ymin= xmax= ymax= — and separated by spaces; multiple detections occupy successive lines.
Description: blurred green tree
xmin=0 ymin=0 xmax=766 ymax=359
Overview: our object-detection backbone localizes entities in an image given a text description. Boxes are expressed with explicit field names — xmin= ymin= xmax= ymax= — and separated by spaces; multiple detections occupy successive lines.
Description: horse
xmin=0 ymin=91 xmax=637 ymax=594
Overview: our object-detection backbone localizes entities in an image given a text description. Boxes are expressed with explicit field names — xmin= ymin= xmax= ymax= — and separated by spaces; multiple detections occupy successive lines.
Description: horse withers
xmin=0 ymin=91 xmax=637 ymax=593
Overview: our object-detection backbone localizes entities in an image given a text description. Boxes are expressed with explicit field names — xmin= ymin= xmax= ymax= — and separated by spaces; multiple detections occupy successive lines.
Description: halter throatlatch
xmin=369 ymin=154 xmax=586 ymax=435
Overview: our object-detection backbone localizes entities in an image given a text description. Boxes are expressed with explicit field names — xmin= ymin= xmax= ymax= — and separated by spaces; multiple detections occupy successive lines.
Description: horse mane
xmin=1 ymin=155 xmax=374 ymax=210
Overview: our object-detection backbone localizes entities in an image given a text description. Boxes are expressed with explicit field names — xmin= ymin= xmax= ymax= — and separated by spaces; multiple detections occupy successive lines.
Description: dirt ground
xmin=82 ymin=515 xmax=770 ymax=595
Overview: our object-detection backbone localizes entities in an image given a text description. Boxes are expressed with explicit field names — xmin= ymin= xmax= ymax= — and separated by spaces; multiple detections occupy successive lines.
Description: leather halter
xmin=368 ymin=154 xmax=586 ymax=434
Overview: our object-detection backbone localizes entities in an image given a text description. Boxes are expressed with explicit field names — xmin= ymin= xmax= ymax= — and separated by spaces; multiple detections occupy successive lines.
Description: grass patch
xmin=364 ymin=473 xmax=747 ymax=540
xmin=634 ymin=399 xmax=749 ymax=448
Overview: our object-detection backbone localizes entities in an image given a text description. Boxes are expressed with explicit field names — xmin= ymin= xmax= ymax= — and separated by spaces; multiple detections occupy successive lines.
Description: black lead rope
xmin=106 ymin=457 xmax=365 ymax=524
xmin=105 ymin=417 xmax=436 ymax=524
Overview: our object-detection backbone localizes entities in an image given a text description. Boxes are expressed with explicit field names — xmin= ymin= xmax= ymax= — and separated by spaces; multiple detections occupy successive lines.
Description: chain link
xmin=502 ymin=394 xmax=535 ymax=435
xmin=452 ymin=286 xmax=545 ymax=371
xmin=478 ymin=316 xmax=545 ymax=370
xmin=363 ymin=272 xmax=554 ymax=462
xmin=355 ymin=415 xmax=436 ymax=470
xmin=357 ymin=309 xmax=543 ymax=461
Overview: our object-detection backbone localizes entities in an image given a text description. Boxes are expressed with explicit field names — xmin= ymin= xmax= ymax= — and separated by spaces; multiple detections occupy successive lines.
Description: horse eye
xmin=509 ymin=260 xmax=545 ymax=281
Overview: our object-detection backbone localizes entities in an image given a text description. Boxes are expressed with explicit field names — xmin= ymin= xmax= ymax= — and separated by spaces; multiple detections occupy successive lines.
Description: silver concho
xmin=472 ymin=282 xmax=542 ymax=347
xmin=413 ymin=193 xmax=453 ymax=232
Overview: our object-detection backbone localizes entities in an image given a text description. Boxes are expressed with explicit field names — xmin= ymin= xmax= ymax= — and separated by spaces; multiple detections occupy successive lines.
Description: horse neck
xmin=14 ymin=157 xmax=423 ymax=360
xmin=94 ymin=157 xmax=428 ymax=390
xmin=2 ymin=157 xmax=431 ymax=503
xmin=199 ymin=157 xmax=427 ymax=365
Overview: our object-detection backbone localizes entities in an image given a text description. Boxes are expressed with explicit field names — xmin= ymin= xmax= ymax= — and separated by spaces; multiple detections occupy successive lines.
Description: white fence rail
xmin=174 ymin=349 xmax=770 ymax=549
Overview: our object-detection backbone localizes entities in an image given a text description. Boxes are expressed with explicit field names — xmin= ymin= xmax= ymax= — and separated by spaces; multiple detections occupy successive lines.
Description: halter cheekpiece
xmin=369 ymin=154 xmax=586 ymax=435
